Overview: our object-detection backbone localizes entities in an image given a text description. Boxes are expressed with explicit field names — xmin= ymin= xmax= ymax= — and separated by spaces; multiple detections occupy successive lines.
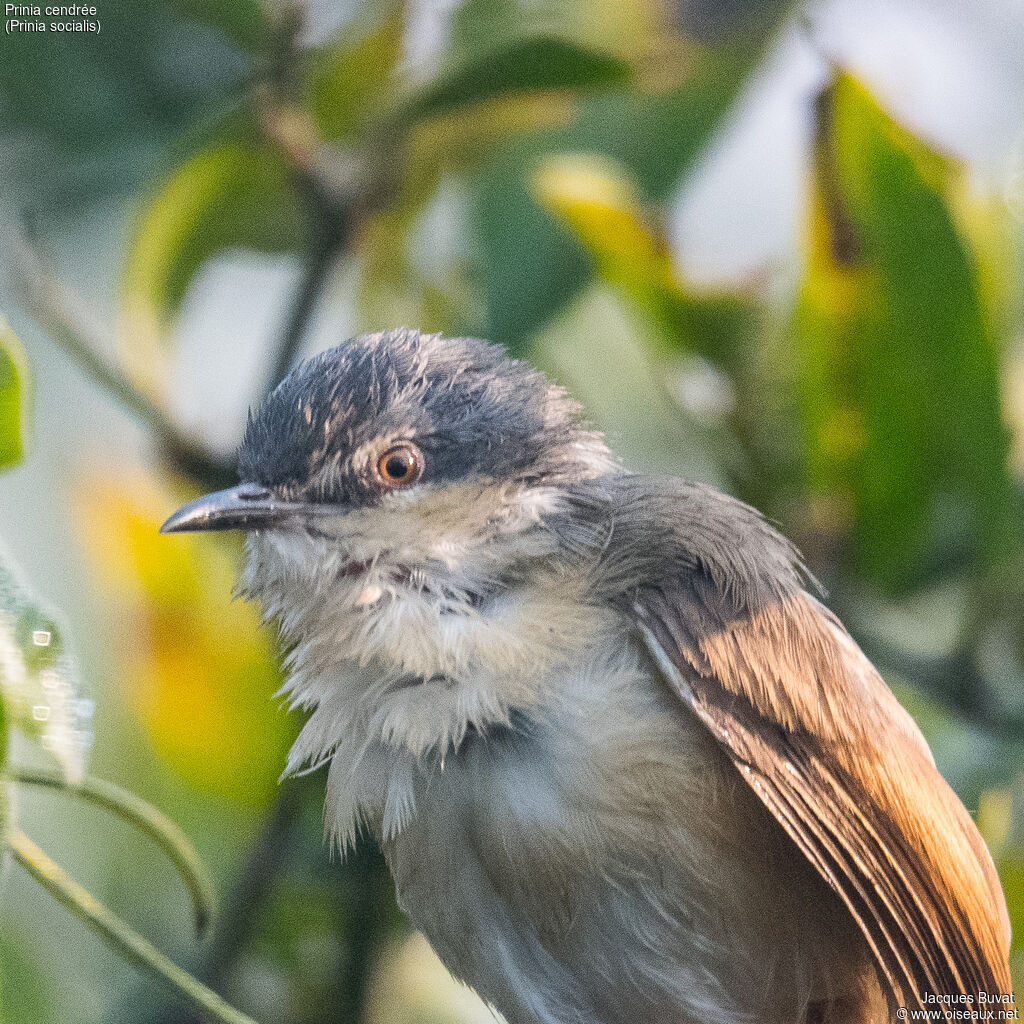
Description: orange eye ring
xmin=376 ymin=442 xmax=424 ymax=488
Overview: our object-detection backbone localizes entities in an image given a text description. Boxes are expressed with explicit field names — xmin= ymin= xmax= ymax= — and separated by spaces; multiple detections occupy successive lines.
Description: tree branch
xmin=326 ymin=841 xmax=394 ymax=1024
xmin=266 ymin=194 xmax=351 ymax=394
xmin=257 ymin=102 xmax=366 ymax=395
xmin=11 ymin=768 xmax=216 ymax=937
xmin=10 ymin=830 xmax=259 ymax=1024
xmin=189 ymin=780 xmax=307 ymax=994
xmin=1 ymin=227 xmax=235 ymax=491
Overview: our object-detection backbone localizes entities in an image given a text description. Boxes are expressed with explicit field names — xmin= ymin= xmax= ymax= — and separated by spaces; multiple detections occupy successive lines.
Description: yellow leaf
xmin=77 ymin=468 xmax=292 ymax=804
xmin=533 ymin=154 xmax=664 ymax=270
xmin=120 ymin=142 xmax=305 ymax=402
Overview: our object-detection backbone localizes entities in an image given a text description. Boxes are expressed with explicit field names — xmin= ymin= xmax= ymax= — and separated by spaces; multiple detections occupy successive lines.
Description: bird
xmin=161 ymin=327 xmax=1014 ymax=1024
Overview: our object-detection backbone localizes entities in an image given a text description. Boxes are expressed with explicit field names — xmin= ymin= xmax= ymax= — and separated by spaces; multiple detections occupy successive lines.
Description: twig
xmin=191 ymin=781 xmax=306 ymax=992
xmin=10 ymin=768 xmax=216 ymax=937
xmin=9 ymin=830 xmax=260 ymax=1024
xmin=327 ymin=842 xmax=393 ymax=1024
xmin=811 ymin=80 xmax=862 ymax=267
xmin=257 ymin=101 xmax=364 ymax=395
xmin=1 ymin=227 xmax=234 ymax=491
xmin=266 ymin=191 xmax=351 ymax=393
xmin=258 ymin=102 xmax=366 ymax=209
xmin=145 ymin=780 xmax=309 ymax=1024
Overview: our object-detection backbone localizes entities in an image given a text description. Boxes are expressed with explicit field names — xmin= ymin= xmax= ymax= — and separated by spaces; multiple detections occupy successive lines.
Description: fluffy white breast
xmin=240 ymin=481 xmax=615 ymax=851
xmin=241 ymin=493 xmax=876 ymax=1024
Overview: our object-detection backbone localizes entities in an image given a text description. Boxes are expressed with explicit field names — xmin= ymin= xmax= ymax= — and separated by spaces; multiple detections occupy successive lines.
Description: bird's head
xmin=161 ymin=328 xmax=614 ymax=626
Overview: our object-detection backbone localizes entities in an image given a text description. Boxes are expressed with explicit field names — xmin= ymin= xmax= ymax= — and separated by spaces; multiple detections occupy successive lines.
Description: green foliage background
xmin=1 ymin=1 xmax=1023 ymax=1021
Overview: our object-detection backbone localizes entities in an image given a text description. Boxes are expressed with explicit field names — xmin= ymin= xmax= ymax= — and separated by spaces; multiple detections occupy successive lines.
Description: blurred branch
xmin=145 ymin=779 xmax=309 ymax=1024
xmin=269 ymin=213 xmax=346 ymax=394
xmin=11 ymin=768 xmax=216 ymax=937
xmin=189 ymin=780 xmax=306 ymax=994
xmin=257 ymin=103 xmax=369 ymax=394
xmin=327 ymin=841 xmax=393 ymax=1024
xmin=812 ymin=81 xmax=862 ymax=267
xmin=257 ymin=98 xmax=404 ymax=1024
xmin=0 ymin=227 xmax=234 ymax=491
xmin=9 ymin=830 xmax=260 ymax=1024
xmin=258 ymin=102 xmax=371 ymax=212
xmin=146 ymin=102 xmax=400 ymax=1024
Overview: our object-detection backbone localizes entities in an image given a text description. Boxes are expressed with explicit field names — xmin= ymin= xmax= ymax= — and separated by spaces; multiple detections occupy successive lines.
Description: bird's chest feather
xmin=282 ymin=578 xmax=865 ymax=1024
xmin=367 ymin=644 xmax=783 ymax=1024
xmin=378 ymin=697 xmax=866 ymax=1024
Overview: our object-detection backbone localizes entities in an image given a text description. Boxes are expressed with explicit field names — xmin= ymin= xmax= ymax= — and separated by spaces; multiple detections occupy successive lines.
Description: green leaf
xmin=0 ymin=543 xmax=91 ymax=783
xmin=122 ymin=142 xmax=307 ymax=372
xmin=78 ymin=472 xmax=293 ymax=805
xmin=476 ymin=153 xmax=593 ymax=355
xmin=305 ymin=9 xmax=406 ymax=141
xmin=473 ymin=22 xmax=786 ymax=355
xmin=11 ymin=769 xmax=216 ymax=938
xmin=402 ymin=35 xmax=630 ymax=125
xmin=167 ymin=0 xmax=268 ymax=51
xmin=0 ymin=930 xmax=52 ymax=1024
xmin=0 ymin=0 xmax=249 ymax=213
xmin=447 ymin=0 xmax=651 ymax=66
xmin=534 ymin=154 xmax=757 ymax=364
xmin=1001 ymin=846 xmax=1024 ymax=964
xmin=0 ymin=320 xmax=28 ymax=472
xmin=569 ymin=46 xmax=771 ymax=202
xmin=794 ymin=75 xmax=1015 ymax=591
xmin=984 ymin=781 xmax=1024 ymax=967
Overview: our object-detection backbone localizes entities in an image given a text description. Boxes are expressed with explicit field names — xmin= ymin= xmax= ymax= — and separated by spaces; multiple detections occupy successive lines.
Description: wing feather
xmin=631 ymin=587 xmax=1013 ymax=1019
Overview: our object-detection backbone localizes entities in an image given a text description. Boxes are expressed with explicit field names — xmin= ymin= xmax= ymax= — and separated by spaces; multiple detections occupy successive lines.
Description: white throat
xmin=241 ymin=482 xmax=609 ymax=850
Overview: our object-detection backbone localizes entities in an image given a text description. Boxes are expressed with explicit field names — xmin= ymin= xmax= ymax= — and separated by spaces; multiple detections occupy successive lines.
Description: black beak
xmin=160 ymin=484 xmax=302 ymax=534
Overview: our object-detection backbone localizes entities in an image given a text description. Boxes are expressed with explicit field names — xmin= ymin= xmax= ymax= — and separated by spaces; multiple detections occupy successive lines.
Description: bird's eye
xmin=376 ymin=442 xmax=424 ymax=488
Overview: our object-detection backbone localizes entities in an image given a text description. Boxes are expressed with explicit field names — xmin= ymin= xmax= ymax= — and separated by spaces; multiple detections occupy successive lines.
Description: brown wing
xmin=632 ymin=586 xmax=1012 ymax=1018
